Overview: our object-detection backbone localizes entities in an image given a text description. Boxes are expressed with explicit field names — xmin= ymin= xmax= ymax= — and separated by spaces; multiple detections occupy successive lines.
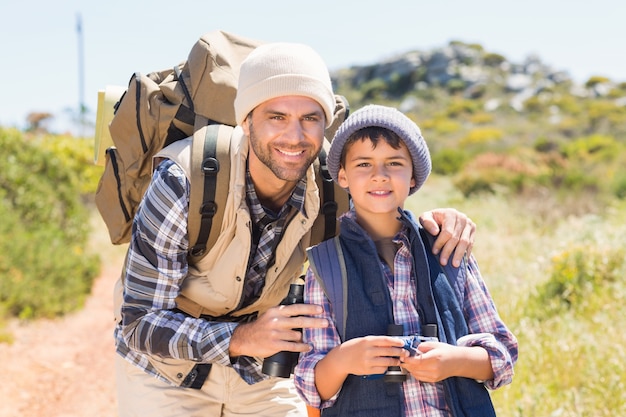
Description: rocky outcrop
xmin=331 ymin=42 xmax=624 ymax=112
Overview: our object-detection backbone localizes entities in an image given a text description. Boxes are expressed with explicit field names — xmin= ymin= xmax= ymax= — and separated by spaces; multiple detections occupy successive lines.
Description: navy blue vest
xmin=307 ymin=210 xmax=496 ymax=417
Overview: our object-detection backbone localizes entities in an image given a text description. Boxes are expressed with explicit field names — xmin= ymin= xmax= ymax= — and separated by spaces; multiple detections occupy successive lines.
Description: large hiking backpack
xmin=94 ymin=30 xmax=350 ymax=259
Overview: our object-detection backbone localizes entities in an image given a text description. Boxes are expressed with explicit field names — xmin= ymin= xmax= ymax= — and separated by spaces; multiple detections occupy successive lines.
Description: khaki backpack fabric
xmin=94 ymin=30 xmax=350 ymax=256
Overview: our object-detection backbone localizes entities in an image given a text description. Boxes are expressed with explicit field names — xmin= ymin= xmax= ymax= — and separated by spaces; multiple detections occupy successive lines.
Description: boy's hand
xmin=399 ymin=341 xmax=456 ymax=382
xmin=400 ymin=341 xmax=494 ymax=383
xmin=328 ymin=336 xmax=407 ymax=377
xmin=419 ymin=208 xmax=476 ymax=267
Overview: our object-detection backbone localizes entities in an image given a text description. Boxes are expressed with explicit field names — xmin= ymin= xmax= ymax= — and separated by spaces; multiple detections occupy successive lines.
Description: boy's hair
xmin=338 ymin=127 xmax=405 ymax=168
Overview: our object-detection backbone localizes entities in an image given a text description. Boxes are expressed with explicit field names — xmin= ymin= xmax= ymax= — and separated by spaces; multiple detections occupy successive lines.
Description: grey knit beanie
xmin=327 ymin=105 xmax=431 ymax=195
xmin=234 ymin=42 xmax=336 ymax=127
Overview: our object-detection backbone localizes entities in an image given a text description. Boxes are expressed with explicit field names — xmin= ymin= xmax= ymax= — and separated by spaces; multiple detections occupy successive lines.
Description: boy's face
xmin=243 ymin=96 xmax=326 ymax=183
xmin=337 ymin=137 xmax=415 ymax=215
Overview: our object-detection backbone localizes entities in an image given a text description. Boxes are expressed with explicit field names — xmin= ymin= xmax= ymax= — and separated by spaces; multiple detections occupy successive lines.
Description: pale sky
xmin=1 ymin=0 xmax=624 ymax=133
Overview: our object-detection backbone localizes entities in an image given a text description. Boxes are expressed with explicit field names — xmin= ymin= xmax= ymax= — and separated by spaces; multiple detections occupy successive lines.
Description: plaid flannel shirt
xmin=294 ymin=210 xmax=518 ymax=416
xmin=115 ymin=159 xmax=306 ymax=385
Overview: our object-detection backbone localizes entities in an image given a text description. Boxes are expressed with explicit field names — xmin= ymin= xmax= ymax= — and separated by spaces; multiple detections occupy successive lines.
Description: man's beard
xmin=248 ymin=122 xmax=320 ymax=182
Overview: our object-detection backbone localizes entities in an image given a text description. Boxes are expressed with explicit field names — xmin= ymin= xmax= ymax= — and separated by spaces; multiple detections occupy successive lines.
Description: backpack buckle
xmin=190 ymin=244 xmax=207 ymax=257
xmin=200 ymin=202 xmax=217 ymax=217
xmin=322 ymin=200 xmax=338 ymax=214
xmin=202 ymin=157 xmax=219 ymax=176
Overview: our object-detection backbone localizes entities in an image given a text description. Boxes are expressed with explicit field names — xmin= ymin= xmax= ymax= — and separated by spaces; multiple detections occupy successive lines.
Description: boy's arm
xmin=401 ymin=254 xmax=517 ymax=387
xmin=400 ymin=342 xmax=494 ymax=383
xmin=314 ymin=336 xmax=404 ymax=400
xmin=457 ymin=255 xmax=518 ymax=388
xmin=314 ymin=345 xmax=350 ymax=401
xmin=294 ymin=268 xmax=345 ymax=408
xmin=449 ymin=345 xmax=494 ymax=381
xmin=293 ymin=268 xmax=404 ymax=406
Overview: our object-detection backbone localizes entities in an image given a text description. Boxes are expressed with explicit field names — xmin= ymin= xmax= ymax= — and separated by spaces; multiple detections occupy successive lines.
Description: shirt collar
xmin=245 ymin=169 xmax=307 ymax=222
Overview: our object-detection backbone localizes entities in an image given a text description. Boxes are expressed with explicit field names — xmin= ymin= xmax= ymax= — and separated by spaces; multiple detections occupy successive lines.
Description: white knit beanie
xmin=234 ymin=42 xmax=336 ymax=127
xmin=328 ymin=105 xmax=432 ymax=195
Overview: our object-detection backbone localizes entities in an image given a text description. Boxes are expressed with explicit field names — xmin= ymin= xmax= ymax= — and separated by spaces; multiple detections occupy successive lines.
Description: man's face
xmin=243 ymin=96 xmax=326 ymax=183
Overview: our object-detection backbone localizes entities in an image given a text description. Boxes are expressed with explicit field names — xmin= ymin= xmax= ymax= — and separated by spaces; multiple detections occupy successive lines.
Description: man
xmin=114 ymin=42 xmax=476 ymax=417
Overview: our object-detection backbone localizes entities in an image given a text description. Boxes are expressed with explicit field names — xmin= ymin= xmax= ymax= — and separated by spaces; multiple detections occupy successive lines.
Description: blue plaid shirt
xmin=295 ymin=210 xmax=518 ymax=416
xmin=115 ymin=159 xmax=306 ymax=385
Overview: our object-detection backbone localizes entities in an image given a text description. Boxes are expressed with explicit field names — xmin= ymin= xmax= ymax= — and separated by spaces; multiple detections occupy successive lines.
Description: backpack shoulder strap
xmin=306 ymin=236 xmax=348 ymax=340
xmin=308 ymin=94 xmax=351 ymax=246
xmin=318 ymin=148 xmax=338 ymax=241
xmin=310 ymin=147 xmax=351 ymax=246
xmin=188 ymin=124 xmax=233 ymax=261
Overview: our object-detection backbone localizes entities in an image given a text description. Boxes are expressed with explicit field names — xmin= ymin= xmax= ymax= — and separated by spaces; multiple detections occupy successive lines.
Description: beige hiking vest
xmin=158 ymin=126 xmax=319 ymax=317
xmin=114 ymin=127 xmax=321 ymax=386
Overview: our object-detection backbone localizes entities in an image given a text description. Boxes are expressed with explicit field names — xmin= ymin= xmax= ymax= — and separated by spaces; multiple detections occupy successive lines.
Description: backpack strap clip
xmin=202 ymin=157 xmax=219 ymax=175
xmin=188 ymin=124 xmax=234 ymax=260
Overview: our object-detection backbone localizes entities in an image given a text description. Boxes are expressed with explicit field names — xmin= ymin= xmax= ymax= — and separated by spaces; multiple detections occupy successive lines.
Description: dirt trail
xmin=0 ymin=214 xmax=126 ymax=417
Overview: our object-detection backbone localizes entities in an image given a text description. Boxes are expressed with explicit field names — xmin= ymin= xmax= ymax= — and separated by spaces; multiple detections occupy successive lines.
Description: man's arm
xmin=419 ymin=208 xmax=476 ymax=267
xmin=119 ymin=160 xmax=235 ymax=368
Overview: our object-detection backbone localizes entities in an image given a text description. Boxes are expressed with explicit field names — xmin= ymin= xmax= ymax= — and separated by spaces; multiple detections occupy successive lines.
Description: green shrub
xmin=533 ymin=136 xmax=559 ymax=153
xmin=483 ymin=52 xmax=506 ymax=67
xmin=453 ymin=173 xmax=495 ymax=197
xmin=468 ymin=111 xmax=494 ymax=125
xmin=551 ymin=95 xmax=582 ymax=115
xmin=523 ymin=96 xmax=545 ymax=113
xmin=446 ymin=78 xmax=466 ymax=94
xmin=585 ymin=101 xmax=626 ymax=132
xmin=532 ymin=243 xmax=624 ymax=315
xmin=388 ymin=72 xmax=416 ymax=97
xmin=613 ymin=172 xmax=626 ymax=199
xmin=431 ymin=148 xmax=468 ymax=175
xmin=360 ymin=78 xmax=388 ymax=100
xmin=36 ymin=135 xmax=103 ymax=195
xmin=452 ymin=151 xmax=546 ymax=196
xmin=0 ymin=128 xmax=100 ymax=319
xmin=585 ymin=75 xmax=610 ymax=88
xmin=559 ymin=168 xmax=600 ymax=192
xmin=445 ymin=98 xmax=480 ymax=117
xmin=547 ymin=135 xmax=623 ymax=194
xmin=420 ymin=117 xmax=462 ymax=135
xmin=459 ymin=127 xmax=504 ymax=147
xmin=0 ymin=200 xmax=100 ymax=318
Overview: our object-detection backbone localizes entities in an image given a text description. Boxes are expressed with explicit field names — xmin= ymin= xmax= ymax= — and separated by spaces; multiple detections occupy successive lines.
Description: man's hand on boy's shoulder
xmin=419 ymin=208 xmax=476 ymax=268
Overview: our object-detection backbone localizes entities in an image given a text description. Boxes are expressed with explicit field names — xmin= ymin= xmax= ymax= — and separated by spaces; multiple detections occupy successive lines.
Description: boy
xmin=294 ymin=105 xmax=518 ymax=416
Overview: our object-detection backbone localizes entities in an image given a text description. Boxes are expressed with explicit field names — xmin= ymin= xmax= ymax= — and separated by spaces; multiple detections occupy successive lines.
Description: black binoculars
xmin=262 ymin=284 xmax=304 ymax=378
xmin=384 ymin=323 xmax=438 ymax=383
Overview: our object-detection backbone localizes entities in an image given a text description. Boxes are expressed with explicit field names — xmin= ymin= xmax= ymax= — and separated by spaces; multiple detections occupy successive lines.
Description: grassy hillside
xmin=407 ymin=176 xmax=626 ymax=416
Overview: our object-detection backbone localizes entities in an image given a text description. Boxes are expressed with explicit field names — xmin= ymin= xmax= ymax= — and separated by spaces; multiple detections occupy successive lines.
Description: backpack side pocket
xmin=95 ymin=147 xmax=133 ymax=244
